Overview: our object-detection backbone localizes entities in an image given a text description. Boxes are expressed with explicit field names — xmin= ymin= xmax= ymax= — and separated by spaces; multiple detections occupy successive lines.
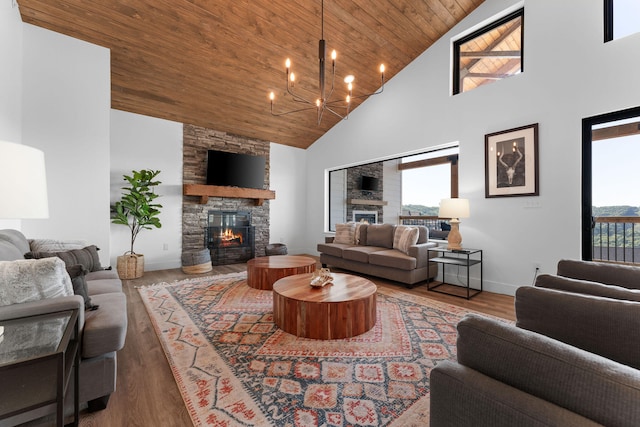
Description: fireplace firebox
xmin=205 ymin=211 xmax=255 ymax=265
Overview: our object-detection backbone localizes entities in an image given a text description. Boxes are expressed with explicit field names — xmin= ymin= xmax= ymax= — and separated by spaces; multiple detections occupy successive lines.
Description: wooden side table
xmin=0 ymin=309 xmax=80 ymax=427
xmin=273 ymin=272 xmax=377 ymax=340
xmin=246 ymin=255 xmax=316 ymax=290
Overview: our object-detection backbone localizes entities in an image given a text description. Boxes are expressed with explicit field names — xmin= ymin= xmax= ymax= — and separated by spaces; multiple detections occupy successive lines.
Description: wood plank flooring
xmin=78 ymin=259 xmax=515 ymax=427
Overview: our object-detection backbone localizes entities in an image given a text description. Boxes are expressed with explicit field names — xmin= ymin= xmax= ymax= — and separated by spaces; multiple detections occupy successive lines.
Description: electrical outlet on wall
xmin=163 ymin=243 xmax=169 ymax=251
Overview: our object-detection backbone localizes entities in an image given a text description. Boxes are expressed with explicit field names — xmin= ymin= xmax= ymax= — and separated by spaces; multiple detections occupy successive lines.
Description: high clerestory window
xmin=453 ymin=8 xmax=524 ymax=95
xmin=604 ymin=0 xmax=640 ymax=42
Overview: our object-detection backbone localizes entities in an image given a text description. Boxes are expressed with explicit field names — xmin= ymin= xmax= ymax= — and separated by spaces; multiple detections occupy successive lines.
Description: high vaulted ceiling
xmin=17 ymin=0 xmax=484 ymax=149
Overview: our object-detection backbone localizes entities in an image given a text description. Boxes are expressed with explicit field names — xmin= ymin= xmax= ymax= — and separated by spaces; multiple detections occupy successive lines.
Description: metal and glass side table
xmin=428 ymin=248 xmax=483 ymax=299
xmin=0 ymin=309 xmax=80 ymax=427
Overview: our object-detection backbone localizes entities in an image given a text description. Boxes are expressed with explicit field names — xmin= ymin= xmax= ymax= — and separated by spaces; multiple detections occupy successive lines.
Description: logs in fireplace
xmin=205 ymin=210 xmax=255 ymax=265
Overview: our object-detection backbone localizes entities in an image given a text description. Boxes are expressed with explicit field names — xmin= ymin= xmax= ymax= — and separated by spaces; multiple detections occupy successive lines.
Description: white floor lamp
xmin=439 ymin=198 xmax=470 ymax=250
xmin=0 ymin=141 xmax=49 ymax=219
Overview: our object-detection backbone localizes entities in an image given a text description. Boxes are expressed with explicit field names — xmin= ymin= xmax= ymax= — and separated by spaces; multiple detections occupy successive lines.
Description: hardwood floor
xmin=79 ymin=259 xmax=514 ymax=427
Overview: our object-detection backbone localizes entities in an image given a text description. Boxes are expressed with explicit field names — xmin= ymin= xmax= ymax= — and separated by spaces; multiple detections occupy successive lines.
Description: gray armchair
xmin=430 ymin=260 xmax=640 ymax=427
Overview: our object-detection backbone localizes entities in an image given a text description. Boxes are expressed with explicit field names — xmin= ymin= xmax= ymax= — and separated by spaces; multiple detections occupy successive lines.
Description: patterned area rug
xmin=138 ymin=272 xmax=484 ymax=426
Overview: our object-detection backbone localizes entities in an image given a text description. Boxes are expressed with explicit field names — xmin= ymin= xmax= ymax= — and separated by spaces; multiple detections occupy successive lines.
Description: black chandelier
xmin=269 ymin=0 xmax=385 ymax=125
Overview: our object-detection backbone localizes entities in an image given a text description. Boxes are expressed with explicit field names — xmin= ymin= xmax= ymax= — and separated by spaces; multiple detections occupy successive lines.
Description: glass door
xmin=582 ymin=107 xmax=640 ymax=263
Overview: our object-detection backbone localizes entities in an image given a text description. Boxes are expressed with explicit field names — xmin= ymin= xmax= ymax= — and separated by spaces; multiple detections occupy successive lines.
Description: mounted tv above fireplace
xmin=360 ymin=175 xmax=380 ymax=191
xmin=207 ymin=150 xmax=266 ymax=189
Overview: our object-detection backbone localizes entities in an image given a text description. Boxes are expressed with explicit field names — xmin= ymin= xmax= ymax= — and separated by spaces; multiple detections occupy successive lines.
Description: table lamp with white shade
xmin=439 ymin=198 xmax=469 ymax=250
xmin=0 ymin=140 xmax=49 ymax=219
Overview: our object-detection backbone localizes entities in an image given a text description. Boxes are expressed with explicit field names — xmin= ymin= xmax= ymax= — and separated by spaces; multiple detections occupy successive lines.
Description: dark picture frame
xmin=485 ymin=123 xmax=539 ymax=198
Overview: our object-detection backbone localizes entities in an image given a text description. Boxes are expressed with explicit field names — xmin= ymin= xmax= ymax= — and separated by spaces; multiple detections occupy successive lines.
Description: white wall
xmin=0 ymin=2 xmax=22 ymax=231
xmin=19 ymin=23 xmax=112 ymax=265
xmin=383 ymin=159 xmax=402 ymax=224
xmin=305 ymin=0 xmax=640 ymax=295
xmin=269 ymin=142 xmax=308 ymax=255
xmin=110 ymin=109 xmax=183 ymax=270
xmin=0 ymin=2 xmax=22 ymax=144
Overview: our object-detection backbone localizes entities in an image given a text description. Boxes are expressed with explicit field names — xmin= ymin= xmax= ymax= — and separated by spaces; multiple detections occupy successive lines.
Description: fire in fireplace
xmin=206 ymin=210 xmax=255 ymax=264
xmin=219 ymin=228 xmax=244 ymax=247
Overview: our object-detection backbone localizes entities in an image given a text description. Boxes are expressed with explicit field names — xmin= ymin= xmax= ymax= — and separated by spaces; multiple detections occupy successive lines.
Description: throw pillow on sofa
xmin=393 ymin=226 xmax=419 ymax=254
xmin=25 ymin=245 xmax=103 ymax=272
xmin=367 ymin=223 xmax=395 ymax=248
xmin=334 ymin=223 xmax=357 ymax=244
xmin=66 ymin=264 xmax=99 ymax=310
xmin=0 ymin=257 xmax=73 ymax=306
xmin=29 ymin=238 xmax=88 ymax=252
xmin=354 ymin=222 xmax=367 ymax=245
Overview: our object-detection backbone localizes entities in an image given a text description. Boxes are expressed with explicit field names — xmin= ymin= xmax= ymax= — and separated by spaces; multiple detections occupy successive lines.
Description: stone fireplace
xmin=182 ymin=124 xmax=270 ymax=265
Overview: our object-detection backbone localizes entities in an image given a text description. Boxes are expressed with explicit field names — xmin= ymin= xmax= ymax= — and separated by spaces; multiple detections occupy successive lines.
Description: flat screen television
xmin=360 ymin=175 xmax=380 ymax=191
xmin=206 ymin=150 xmax=266 ymax=189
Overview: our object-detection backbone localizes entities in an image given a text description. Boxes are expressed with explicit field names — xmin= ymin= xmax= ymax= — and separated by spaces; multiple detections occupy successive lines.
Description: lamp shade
xmin=0 ymin=141 xmax=49 ymax=219
xmin=439 ymin=198 xmax=470 ymax=219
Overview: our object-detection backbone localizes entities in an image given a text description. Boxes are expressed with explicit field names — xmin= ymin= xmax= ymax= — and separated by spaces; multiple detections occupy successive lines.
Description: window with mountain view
xmin=327 ymin=147 xmax=459 ymax=233
xmin=453 ymin=8 xmax=523 ymax=95
xmin=400 ymin=149 xmax=458 ymax=216
xmin=584 ymin=108 xmax=640 ymax=264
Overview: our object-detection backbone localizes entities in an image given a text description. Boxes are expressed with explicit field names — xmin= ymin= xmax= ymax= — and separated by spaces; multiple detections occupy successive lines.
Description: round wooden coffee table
xmin=273 ymin=272 xmax=377 ymax=340
xmin=246 ymin=255 xmax=316 ymax=290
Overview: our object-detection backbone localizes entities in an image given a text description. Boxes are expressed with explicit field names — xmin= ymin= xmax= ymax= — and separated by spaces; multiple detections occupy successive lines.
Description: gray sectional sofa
xmin=0 ymin=229 xmax=127 ymax=412
xmin=317 ymin=223 xmax=438 ymax=287
xmin=430 ymin=259 xmax=640 ymax=426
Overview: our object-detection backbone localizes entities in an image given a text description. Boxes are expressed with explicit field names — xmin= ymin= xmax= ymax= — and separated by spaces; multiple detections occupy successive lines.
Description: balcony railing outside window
xmin=592 ymin=216 xmax=640 ymax=265
xmin=399 ymin=216 xmax=451 ymax=241
xmin=399 ymin=215 xmax=446 ymax=227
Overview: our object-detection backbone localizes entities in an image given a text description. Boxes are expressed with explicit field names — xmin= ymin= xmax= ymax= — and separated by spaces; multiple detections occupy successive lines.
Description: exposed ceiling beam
xmin=592 ymin=122 xmax=640 ymax=141
xmin=460 ymin=50 xmax=521 ymax=58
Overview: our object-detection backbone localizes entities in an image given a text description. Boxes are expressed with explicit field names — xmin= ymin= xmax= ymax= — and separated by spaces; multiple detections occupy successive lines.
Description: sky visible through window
xmin=402 ymin=164 xmax=451 ymax=207
xmin=592 ymin=128 xmax=640 ymax=207
xmin=614 ymin=0 xmax=640 ymax=40
xmin=401 ymin=148 xmax=456 ymax=208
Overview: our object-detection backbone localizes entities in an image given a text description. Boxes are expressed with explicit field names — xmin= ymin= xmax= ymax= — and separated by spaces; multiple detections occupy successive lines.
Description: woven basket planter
xmin=117 ymin=253 xmax=144 ymax=279
xmin=182 ymin=249 xmax=212 ymax=274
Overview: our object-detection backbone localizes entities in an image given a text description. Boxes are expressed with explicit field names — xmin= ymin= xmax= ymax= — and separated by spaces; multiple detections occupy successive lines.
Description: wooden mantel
xmin=183 ymin=184 xmax=275 ymax=206
xmin=348 ymin=199 xmax=388 ymax=206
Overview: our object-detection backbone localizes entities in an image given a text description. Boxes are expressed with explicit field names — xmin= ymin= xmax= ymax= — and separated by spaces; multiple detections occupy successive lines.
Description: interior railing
xmin=592 ymin=216 xmax=640 ymax=265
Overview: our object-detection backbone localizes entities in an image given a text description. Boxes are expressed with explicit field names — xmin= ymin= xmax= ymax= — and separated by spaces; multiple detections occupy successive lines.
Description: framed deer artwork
xmin=485 ymin=123 xmax=539 ymax=198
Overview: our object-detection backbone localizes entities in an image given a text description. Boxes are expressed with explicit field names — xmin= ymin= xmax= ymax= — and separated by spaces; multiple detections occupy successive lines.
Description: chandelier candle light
xmin=439 ymin=198 xmax=470 ymax=251
xmin=269 ymin=0 xmax=385 ymax=125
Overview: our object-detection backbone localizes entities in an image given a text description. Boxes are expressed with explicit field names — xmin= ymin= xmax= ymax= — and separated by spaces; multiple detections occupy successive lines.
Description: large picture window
xmin=327 ymin=147 xmax=459 ymax=232
xmin=453 ymin=8 xmax=523 ymax=95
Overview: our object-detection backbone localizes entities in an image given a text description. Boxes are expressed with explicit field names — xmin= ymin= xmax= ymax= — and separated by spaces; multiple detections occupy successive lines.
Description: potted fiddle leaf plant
xmin=111 ymin=169 xmax=162 ymax=279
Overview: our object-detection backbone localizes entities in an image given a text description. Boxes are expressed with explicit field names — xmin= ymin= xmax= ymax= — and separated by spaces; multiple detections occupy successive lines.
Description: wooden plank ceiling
xmin=17 ymin=0 xmax=484 ymax=149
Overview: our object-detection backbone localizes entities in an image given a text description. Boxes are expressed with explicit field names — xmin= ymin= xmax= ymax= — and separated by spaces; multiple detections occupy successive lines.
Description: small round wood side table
xmin=273 ymin=272 xmax=377 ymax=340
xmin=246 ymin=255 xmax=316 ymax=290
